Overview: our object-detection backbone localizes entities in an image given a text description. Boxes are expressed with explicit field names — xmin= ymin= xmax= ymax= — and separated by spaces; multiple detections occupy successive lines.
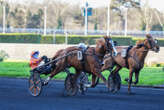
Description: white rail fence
xmin=0 ymin=28 xmax=164 ymax=38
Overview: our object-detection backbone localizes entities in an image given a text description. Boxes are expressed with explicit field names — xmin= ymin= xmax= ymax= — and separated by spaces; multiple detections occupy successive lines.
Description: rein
xmin=37 ymin=50 xmax=78 ymax=68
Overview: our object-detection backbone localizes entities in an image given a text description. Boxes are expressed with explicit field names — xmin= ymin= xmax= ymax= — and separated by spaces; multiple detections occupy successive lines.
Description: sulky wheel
xmin=28 ymin=72 xmax=42 ymax=97
xmin=108 ymin=73 xmax=121 ymax=93
xmin=77 ymin=72 xmax=89 ymax=94
xmin=64 ymin=74 xmax=78 ymax=96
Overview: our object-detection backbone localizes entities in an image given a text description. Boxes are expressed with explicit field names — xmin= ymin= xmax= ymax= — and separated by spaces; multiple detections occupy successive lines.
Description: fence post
xmin=107 ymin=0 xmax=111 ymax=36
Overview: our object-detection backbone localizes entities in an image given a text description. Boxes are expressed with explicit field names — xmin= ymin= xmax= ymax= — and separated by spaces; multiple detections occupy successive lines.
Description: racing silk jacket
xmin=29 ymin=57 xmax=42 ymax=70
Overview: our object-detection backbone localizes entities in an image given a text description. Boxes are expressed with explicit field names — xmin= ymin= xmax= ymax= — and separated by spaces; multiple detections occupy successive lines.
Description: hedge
xmin=41 ymin=35 xmax=132 ymax=45
xmin=41 ymin=35 xmax=66 ymax=44
xmin=0 ymin=33 xmax=164 ymax=46
xmin=0 ymin=33 xmax=41 ymax=43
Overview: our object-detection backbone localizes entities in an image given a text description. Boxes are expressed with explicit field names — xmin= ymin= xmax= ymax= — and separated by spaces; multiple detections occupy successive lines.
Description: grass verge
xmin=0 ymin=62 xmax=163 ymax=86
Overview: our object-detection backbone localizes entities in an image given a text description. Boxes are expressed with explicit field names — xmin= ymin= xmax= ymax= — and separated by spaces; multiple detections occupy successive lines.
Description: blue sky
xmin=9 ymin=0 xmax=164 ymax=11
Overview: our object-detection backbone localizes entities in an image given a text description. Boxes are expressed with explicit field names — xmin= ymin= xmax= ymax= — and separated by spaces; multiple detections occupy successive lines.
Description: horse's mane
xmin=96 ymin=38 xmax=105 ymax=44
xmin=95 ymin=36 xmax=111 ymax=44
xmin=135 ymin=40 xmax=145 ymax=48
xmin=136 ymin=40 xmax=144 ymax=45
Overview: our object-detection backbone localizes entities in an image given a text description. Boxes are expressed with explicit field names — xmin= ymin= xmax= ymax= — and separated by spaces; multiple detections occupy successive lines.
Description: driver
xmin=29 ymin=51 xmax=47 ymax=70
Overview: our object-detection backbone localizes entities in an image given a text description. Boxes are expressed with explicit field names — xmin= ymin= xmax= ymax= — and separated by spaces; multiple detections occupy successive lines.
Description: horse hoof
xmin=125 ymin=78 xmax=129 ymax=82
xmin=112 ymin=90 xmax=117 ymax=94
xmin=42 ymin=81 xmax=48 ymax=86
xmin=109 ymin=88 xmax=115 ymax=93
xmin=133 ymin=81 xmax=138 ymax=85
xmin=84 ymin=84 xmax=92 ymax=88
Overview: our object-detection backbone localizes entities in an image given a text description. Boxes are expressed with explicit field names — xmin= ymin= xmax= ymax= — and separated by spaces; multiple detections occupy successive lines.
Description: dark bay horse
xmin=44 ymin=36 xmax=117 ymax=89
xmin=102 ymin=34 xmax=160 ymax=94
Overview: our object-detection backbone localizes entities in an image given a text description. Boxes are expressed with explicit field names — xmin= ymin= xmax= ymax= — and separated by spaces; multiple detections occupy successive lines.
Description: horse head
xmin=144 ymin=34 xmax=160 ymax=53
xmin=104 ymin=36 xmax=118 ymax=56
xmin=95 ymin=36 xmax=117 ymax=56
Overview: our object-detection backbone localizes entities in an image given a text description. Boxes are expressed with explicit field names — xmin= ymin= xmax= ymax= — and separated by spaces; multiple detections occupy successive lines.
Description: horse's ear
xmin=146 ymin=34 xmax=152 ymax=39
xmin=103 ymin=36 xmax=111 ymax=40
xmin=96 ymin=38 xmax=103 ymax=44
xmin=103 ymin=36 xmax=108 ymax=40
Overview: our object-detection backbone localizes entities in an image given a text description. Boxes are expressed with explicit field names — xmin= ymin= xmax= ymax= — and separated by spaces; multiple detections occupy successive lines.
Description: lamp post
xmin=44 ymin=6 xmax=47 ymax=36
xmin=3 ymin=5 xmax=6 ymax=33
xmin=84 ymin=1 xmax=88 ymax=36
xmin=107 ymin=0 xmax=111 ymax=36
xmin=124 ymin=7 xmax=128 ymax=37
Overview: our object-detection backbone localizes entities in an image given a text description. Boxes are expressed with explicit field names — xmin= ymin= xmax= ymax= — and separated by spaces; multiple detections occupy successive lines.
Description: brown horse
xmin=43 ymin=36 xmax=117 ymax=90
xmin=102 ymin=34 xmax=160 ymax=94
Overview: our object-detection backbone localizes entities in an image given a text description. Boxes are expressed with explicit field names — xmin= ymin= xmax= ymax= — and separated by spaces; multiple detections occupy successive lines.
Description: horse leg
xmin=111 ymin=65 xmax=121 ymax=76
xmin=93 ymin=69 xmax=108 ymax=88
xmin=128 ymin=69 xmax=134 ymax=94
xmin=90 ymin=74 xmax=97 ymax=88
xmin=134 ymin=70 xmax=140 ymax=85
xmin=43 ymin=62 xmax=65 ymax=85
xmin=110 ymin=65 xmax=121 ymax=85
xmin=108 ymin=65 xmax=121 ymax=92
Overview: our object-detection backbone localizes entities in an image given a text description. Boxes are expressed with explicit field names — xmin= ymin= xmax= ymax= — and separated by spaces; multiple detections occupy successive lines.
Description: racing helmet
xmin=31 ymin=51 xmax=39 ymax=59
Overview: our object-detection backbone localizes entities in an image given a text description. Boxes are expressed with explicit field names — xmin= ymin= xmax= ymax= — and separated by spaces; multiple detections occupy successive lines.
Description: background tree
xmin=26 ymin=9 xmax=43 ymax=28
xmin=110 ymin=0 xmax=141 ymax=30
xmin=1 ymin=0 xmax=164 ymax=32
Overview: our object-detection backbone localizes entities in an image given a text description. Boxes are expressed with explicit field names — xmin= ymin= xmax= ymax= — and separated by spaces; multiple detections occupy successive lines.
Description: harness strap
xmin=80 ymin=46 xmax=90 ymax=71
xmin=92 ymin=49 xmax=103 ymax=65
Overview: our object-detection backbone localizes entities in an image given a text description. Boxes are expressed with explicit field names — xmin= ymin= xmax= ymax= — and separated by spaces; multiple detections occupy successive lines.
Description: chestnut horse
xmin=43 ymin=36 xmax=117 ymax=89
xmin=102 ymin=34 xmax=160 ymax=94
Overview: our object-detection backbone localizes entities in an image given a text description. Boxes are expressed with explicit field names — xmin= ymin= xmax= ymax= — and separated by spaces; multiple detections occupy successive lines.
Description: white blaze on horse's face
xmin=109 ymin=39 xmax=118 ymax=56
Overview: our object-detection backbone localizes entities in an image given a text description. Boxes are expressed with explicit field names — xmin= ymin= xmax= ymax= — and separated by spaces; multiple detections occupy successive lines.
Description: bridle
xmin=136 ymin=38 xmax=157 ymax=52
xmin=105 ymin=37 xmax=118 ymax=57
xmin=141 ymin=39 xmax=154 ymax=50
xmin=147 ymin=39 xmax=153 ymax=49
xmin=104 ymin=38 xmax=113 ymax=55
